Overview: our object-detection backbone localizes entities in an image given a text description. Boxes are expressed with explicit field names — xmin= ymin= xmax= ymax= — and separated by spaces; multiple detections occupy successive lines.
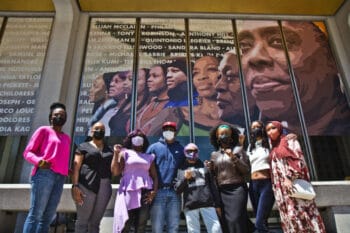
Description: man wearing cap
xmin=146 ymin=121 xmax=185 ymax=233
xmin=175 ymin=143 xmax=222 ymax=233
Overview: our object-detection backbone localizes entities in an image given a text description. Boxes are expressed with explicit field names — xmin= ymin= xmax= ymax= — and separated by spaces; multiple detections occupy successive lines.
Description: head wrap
xmin=313 ymin=21 xmax=328 ymax=38
xmin=218 ymin=124 xmax=230 ymax=130
xmin=268 ymin=121 xmax=305 ymax=176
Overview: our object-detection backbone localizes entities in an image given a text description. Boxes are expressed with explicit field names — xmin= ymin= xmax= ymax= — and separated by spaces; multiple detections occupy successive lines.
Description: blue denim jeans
xmin=249 ymin=179 xmax=275 ymax=233
xmin=184 ymin=207 xmax=222 ymax=233
xmin=150 ymin=188 xmax=181 ymax=233
xmin=23 ymin=169 xmax=65 ymax=233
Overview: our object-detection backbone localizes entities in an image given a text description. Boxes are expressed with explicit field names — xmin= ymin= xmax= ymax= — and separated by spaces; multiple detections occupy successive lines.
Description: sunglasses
xmin=185 ymin=149 xmax=198 ymax=153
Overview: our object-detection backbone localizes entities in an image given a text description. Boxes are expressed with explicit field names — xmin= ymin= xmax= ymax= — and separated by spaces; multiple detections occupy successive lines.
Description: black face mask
xmin=52 ymin=116 xmax=66 ymax=127
xmin=218 ymin=135 xmax=232 ymax=145
xmin=251 ymin=127 xmax=263 ymax=139
xmin=92 ymin=130 xmax=105 ymax=140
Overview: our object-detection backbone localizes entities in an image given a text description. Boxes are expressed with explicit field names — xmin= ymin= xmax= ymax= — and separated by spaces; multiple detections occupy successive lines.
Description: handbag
xmin=290 ymin=179 xmax=316 ymax=200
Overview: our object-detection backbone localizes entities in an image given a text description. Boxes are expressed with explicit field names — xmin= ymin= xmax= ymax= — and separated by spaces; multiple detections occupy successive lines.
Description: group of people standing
xmin=22 ymin=100 xmax=326 ymax=233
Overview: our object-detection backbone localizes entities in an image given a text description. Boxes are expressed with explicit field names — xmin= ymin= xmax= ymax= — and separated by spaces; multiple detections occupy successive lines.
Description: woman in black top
xmin=72 ymin=122 xmax=113 ymax=233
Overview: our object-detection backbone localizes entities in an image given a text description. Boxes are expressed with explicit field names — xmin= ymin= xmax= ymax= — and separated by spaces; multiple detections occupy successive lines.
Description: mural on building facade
xmin=74 ymin=18 xmax=350 ymax=144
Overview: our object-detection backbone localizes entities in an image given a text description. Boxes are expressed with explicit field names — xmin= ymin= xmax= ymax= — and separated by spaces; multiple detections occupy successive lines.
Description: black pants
xmin=123 ymin=189 xmax=151 ymax=233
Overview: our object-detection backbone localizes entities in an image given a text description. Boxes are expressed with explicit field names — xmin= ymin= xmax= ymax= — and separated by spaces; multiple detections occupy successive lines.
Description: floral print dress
xmin=270 ymin=138 xmax=326 ymax=233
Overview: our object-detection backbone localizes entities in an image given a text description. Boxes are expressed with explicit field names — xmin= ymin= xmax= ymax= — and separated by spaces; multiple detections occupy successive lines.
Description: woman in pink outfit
xmin=111 ymin=129 xmax=158 ymax=233
xmin=265 ymin=121 xmax=326 ymax=233
xmin=23 ymin=102 xmax=71 ymax=233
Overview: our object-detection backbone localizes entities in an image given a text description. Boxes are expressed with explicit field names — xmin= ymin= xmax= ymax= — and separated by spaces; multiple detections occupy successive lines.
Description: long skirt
xmin=219 ymin=183 xmax=250 ymax=233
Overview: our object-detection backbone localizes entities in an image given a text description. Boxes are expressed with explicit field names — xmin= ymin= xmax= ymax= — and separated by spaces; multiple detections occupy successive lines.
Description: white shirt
xmin=247 ymin=140 xmax=270 ymax=173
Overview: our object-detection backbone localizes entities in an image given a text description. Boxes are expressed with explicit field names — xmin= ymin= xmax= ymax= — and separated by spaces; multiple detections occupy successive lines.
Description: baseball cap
xmin=162 ymin=121 xmax=177 ymax=130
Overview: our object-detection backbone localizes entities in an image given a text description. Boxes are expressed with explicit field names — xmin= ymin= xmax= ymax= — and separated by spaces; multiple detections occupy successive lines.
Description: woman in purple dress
xmin=111 ymin=129 xmax=158 ymax=233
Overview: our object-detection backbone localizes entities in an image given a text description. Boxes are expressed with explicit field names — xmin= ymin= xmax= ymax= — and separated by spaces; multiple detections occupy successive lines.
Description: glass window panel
xmin=74 ymin=18 xmax=136 ymax=145
xmin=0 ymin=17 xmax=52 ymax=183
xmin=0 ymin=17 xmax=53 ymax=136
xmin=188 ymin=19 xmax=237 ymax=159
xmin=281 ymin=21 xmax=350 ymax=136
xmin=236 ymin=20 xmax=301 ymax=134
xmin=281 ymin=21 xmax=350 ymax=180
xmin=136 ymin=18 xmax=189 ymax=140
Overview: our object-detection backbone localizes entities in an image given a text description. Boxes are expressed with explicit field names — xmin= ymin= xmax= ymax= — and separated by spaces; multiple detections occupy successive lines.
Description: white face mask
xmin=132 ymin=136 xmax=144 ymax=147
xmin=163 ymin=130 xmax=175 ymax=141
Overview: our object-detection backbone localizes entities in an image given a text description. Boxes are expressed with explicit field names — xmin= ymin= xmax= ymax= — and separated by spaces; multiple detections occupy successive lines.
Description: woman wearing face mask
xmin=175 ymin=143 xmax=222 ymax=233
xmin=247 ymin=121 xmax=275 ymax=233
xmin=23 ymin=102 xmax=71 ymax=233
xmin=265 ymin=121 xmax=326 ymax=233
xmin=206 ymin=124 xmax=251 ymax=233
xmin=71 ymin=122 xmax=113 ymax=233
xmin=112 ymin=129 xmax=158 ymax=233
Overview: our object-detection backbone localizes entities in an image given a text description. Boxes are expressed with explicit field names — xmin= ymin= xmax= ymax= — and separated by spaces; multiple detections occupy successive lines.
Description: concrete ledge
xmin=1 ymin=181 xmax=350 ymax=212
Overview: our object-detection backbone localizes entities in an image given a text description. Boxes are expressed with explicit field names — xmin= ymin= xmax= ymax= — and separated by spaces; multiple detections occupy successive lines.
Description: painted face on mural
xmin=280 ymin=21 xmax=339 ymax=116
xmin=193 ymin=56 xmax=219 ymax=98
xmin=147 ymin=65 xmax=167 ymax=94
xmin=237 ymin=20 xmax=340 ymax=123
xmin=89 ymin=75 xmax=106 ymax=103
xmin=137 ymin=69 xmax=147 ymax=96
xmin=166 ymin=66 xmax=187 ymax=90
xmin=108 ymin=72 xmax=132 ymax=99
xmin=216 ymin=51 xmax=255 ymax=123
xmin=125 ymin=71 xmax=133 ymax=95
xmin=237 ymin=20 xmax=296 ymax=120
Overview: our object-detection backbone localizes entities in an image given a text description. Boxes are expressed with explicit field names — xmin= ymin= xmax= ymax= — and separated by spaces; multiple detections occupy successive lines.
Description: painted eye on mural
xmin=268 ymin=35 xmax=284 ymax=49
xmin=238 ymin=40 xmax=253 ymax=54
xmin=283 ymin=31 xmax=302 ymax=51
xmin=226 ymin=75 xmax=239 ymax=83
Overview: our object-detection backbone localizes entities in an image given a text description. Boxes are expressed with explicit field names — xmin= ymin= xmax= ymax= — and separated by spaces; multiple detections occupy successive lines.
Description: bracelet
xmin=38 ymin=160 xmax=45 ymax=167
xmin=72 ymin=184 xmax=80 ymax=188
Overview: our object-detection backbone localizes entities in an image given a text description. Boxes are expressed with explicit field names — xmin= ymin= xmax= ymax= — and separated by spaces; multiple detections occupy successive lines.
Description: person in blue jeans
xmin=175 ymin=143 xmax=222 ymax=233
xmin=146 ymin=121 xmax=185 ymax=233
xmin=247 ymin=121 xmax=275 ymax=233
xmin=23 ymin=102 xmax=71 ymax=233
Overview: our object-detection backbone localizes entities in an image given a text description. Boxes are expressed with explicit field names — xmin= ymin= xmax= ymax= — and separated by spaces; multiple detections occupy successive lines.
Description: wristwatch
xmin=72 ymin=184 xmax=80 ymax=188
